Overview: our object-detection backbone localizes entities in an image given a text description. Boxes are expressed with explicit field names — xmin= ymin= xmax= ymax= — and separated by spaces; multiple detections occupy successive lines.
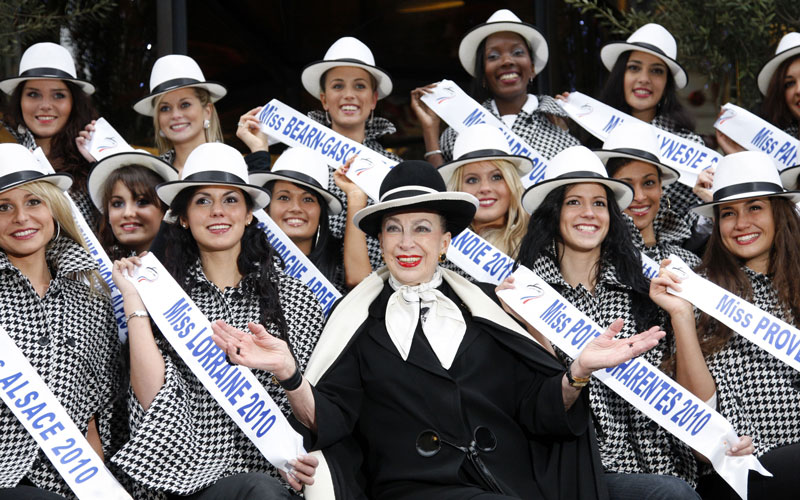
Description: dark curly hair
xmin=162 ymin=186 xmax=290 ymax=343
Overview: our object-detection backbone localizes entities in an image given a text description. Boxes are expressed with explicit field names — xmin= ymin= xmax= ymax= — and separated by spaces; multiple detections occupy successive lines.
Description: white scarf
xmin=386 ymin=268 xmax=467 ymax=369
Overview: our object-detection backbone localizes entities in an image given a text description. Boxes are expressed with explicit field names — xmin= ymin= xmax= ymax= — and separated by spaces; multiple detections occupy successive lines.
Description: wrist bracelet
xmin=126 ymin=310 xmax=149 ymax=322
xmin=423 ymin=149 xmax=442 ymax=159
xmin=277 ymin=363 xmax=303 ymax=391
xmin=566 ymin=363 xmax=591 ymax=388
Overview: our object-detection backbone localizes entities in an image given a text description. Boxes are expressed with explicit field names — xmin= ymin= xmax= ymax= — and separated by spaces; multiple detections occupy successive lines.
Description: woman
xmin=438 ymin=123 xmax=530 ymax=258
xmin=251 ymin=146 xmax=346 ymax=292
xmin=133 ymin=54 xmax=226 ymax=172
xmin=212 ymin=160 xmax=669 ymax=500
xmin=651 ymin=151 xmax=800 ymax=499
xmin=595 ymin=121 xmax=700 ymax=267
xmin=109 ymin=143 xmax=320 ymax=499
xmin=302 ymin=36 xmax=400 ymax=277
xmin=0 ymin=42 xmax=99 ymax=228
xmin=412 ymin=8 xmax=579 ymax=166
xmin=0 ymin=143 xmax=122 ymax=499
xmin=512 ymin=145 xmax=701 ymax=498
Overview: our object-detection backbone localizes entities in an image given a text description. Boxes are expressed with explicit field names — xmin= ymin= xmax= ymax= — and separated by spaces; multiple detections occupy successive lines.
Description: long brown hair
xmin=762 ymin=54 xmax=800 ymax=130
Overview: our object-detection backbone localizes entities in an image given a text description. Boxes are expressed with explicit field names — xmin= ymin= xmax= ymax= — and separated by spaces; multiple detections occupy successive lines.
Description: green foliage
xmin=565 ymin=0 xmax=800 ymax=110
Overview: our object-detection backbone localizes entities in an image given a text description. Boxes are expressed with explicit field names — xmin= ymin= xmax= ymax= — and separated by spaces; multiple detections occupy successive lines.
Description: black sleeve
xmin=517 ymin=369 xmax=592 ymax=438
xmin=245 ymin=151 xmax=271 ymax=173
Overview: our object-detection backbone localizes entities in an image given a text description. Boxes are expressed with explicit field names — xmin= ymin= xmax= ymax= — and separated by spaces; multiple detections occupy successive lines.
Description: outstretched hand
xmin=573 ymin=318 xmax=665 ymax=377
xmin=210 ymin=320 xmax=295 ymax=379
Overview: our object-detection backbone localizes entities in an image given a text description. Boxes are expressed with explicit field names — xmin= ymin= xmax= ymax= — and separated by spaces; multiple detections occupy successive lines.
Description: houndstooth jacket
xmin=626 ymin=209 xmax=701 ymax=270
xmin=110 ymin=259 xmax=323 ymax=497
xmin=439 ymin=95 xmax=580 ymax=162
xmin=0 ymin=237 xmax=123 ymax=498
xmin=531 ymin=249 xmax=698 ymax=486
xmin=308 ymin=110 xmax=401 ymax=273
xmin=704 ymin=267 xmax=800 ymax=459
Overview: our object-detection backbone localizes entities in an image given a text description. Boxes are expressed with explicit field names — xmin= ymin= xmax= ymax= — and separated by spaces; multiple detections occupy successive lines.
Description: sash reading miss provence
xmin=124 ymin=253 xmax=305 ymax=471
xmin=714 ymin=103 xmax=799 ymax=170
xmin=496 ymin=267 xmax=770 ymax=499
xmin=664 ymin=255 xmax=800 ymax=373
xmin=558 ymin=92 xmax=721 ymax=187
xmin=0 ymin=325 xmax=131 ymax=499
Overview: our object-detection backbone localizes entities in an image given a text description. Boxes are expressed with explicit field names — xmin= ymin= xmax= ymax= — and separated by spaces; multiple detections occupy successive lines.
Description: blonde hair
xmin=152 ymin=87 xmax=223 ymax=154
xmin=447 ymin=159 xmax=529 ymax=258
xmin=18 ymin=181 xmax=107 ymax=292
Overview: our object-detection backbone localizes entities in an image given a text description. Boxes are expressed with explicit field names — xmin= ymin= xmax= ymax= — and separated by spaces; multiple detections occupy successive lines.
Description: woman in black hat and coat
xmin=212 ymin=159 xmax=668 ymax=500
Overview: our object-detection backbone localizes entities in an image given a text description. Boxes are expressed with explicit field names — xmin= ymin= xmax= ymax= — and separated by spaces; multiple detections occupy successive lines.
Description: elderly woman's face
xmin=379 ymin=211 xmax=450 ymax=286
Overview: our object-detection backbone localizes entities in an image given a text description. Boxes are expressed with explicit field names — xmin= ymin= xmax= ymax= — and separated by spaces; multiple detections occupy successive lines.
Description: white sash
xmin=31 ymin=148 xmax=128 ymax=343
xmin=558 ymin=92 xmax=721 ymax=187
xmin=0 ymin=325 xmax=131 ymax=499
xmin=497 ymin=266 xmax=770 ymax=499
xmin=641 ymin=253 xmax=660 ymax=280
xmin=714 ymin=103 xmax=799 ymax=170
xmin=665 ymin=254 xmax=800 ymax=372
xmin=420 ymin=79 xmax=550 ymax=187
xmin=252 ymin=210 xmax=341 ymax=315
xmin=124 ymin=253 xmax=305 ymax=471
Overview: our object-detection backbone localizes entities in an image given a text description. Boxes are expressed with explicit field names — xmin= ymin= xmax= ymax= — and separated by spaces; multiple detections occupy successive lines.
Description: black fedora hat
xmin=353 ymin=160 xmax=478 ymax=238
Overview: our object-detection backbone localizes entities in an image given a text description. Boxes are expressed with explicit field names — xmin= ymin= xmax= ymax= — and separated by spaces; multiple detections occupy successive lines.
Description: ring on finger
xmin=237 ymin=122 xmax=244 ymax=127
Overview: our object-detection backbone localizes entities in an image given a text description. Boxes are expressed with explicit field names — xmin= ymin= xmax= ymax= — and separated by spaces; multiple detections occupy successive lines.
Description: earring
xmin=439 ymin=252 xmax=446 ymax=264
xmin=17 ymin=124 xmax=26 ymax=134
xmin=52 ymin=221 xmax=61 ymax=242
xmin=665 ymin=195 xmax=672 ymax=210
xmin=158 ymin=130 xmax=166 ymax=138
xmin=203 ymin=119 xmax=210 ymax=129
xmin=325 ymin=111 xmax=331 ymax=124
xmin=369 ymin=109 xmax=374 ymax=126
xmin=181 ymin=222 xmax=188 ymax=229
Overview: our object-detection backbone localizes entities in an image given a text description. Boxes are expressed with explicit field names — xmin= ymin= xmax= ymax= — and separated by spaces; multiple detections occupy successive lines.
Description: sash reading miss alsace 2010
xmin=0 ymin=325 xmax=131 ymax=499
xmin=559 ymin=92 xmax=721 ymax=187
xmin=714 ymin=103 xmax=799 ymax=170
xmin=497 ymin=267 xmax=769 ymax=499
xmin=124 ymin=253 xmax=305 ymax=471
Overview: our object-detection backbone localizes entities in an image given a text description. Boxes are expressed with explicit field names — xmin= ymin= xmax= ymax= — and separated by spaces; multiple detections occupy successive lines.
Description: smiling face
xmin=558 ymin=183 xmax=610 ymax=254
xmin=783 ymin=57 xmax=800 ymax=122
xmin=379 ymin=211 xmax=450 ymax=286
xmin=459 ymin=161 xmax=511 ymax=231
xmin=267 ymin=180 xmax=321 ymax=254
xmin=20 ymin=79 xmax=73 ymax=140
xmin=611 ymin=160 xmax=662 ymax=239
xmin=0 ymin=187 xmax=55 ymax=265
xmin=181 ymin=186 xmax=253 ymax=255
xmin=156 ymin=87 xmax=212 ymax=147
xmin=320 ymin=66 xmax=377 ymax=132
xmin=483 ymin=32 xmax=534 ymax=101
xmin=718 ymin=197 xmax=775 ymax=273
xmin=107 ymin=180 xmax=164 ymax=254
xmin=622 ymin=51 xmax=668 ymax=122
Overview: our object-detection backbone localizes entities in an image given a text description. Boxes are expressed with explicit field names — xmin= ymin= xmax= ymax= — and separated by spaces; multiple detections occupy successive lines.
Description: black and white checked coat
xmin=0 ymin=237 xmax=123 ymax=498
xmin=308 ymin=110 xmax=401 ymax=273
xmin=704 ymin=267 xmax=800 ymax=459
xmin=110 ymin=259 xmax=323 ymax=496
xmin=439 ymin=95 xmax=580 ymax=162
xmin=531 ymin=250 xmax=698 ymax=486
xmin=627 ymin=209 xmax=701 ymax=270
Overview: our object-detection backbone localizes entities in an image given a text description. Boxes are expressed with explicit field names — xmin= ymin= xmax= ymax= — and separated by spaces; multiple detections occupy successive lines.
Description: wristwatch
xmin=566 ymin=363 xmax=591 ymax=388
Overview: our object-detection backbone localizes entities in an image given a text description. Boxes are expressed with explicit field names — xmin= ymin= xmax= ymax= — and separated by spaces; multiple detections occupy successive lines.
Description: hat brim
xmin=758 ymin=46 xmax=800 ymax=95
xmin=600 ymin=42 xmax=688 ymax=89
xmin=301 ymin=59 xmax=392 ymax=99
xmin=87 ymin=152 xmax=178 ymax=211
xmin=0 ymin=171 xmax=73 ymax=195
xmin=594 ymin=149 xmax=680 ymax=186
xmin=692 ymin=190 xmax=800 ymax=218
xmin=133 ymin=81 xmax=227 ymax=116
xmin=353 ymin=192 xmax=478 ymax=238
xmin=156 ymin=179 xmax=270 ymax=211
xmin=438 ymin=153 xmax=533 ymax=186
xmin=458 ymin=21 xmax=548 ymax=76
xmin=0 ymin=75 xmax=95 ymax=95
xmin=779 ymin=164 xmax=800 ymax=190
xmin=522 ymin=176 xmax=634 ymax=214
xmin=249 ymin=171 xmax=344 ymax=215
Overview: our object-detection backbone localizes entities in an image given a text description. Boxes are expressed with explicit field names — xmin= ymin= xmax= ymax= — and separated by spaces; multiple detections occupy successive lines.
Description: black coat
xmin=294 ymin=268 xmax=608 ymax=500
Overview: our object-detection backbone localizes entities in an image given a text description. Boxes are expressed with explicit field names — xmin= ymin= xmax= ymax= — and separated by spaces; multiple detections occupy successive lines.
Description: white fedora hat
xmin=0 ymin=42 xmax=95 ymax=95
xmin=301 ymin=37 xmax=392 ymax=99
xmin=250 ymin=147 xmax=343 ymax=215
xmin=133 ymin=55 xmax=227 ymax=116
xmin=779 ymin=163 xmax=800 ymax=190
xmin=594 ymin=121 xmax=680 ymax=185
xmin=438 ymin=123 xmax=533 ymax=186
xmin=87 ymin=151 xmax=178 ymax=211
xmin=0 ymin=143 xmax=72 ymax=194
xmin=156 ymin=143 xmax=269 ymax=209
xmin=521 ymin=145 xmax=633 ymax=214
xmin=693 ymin=151 xmax=800 ymax=217
xmin=757 ymin=32 xmax=800 ymax=95
xmin=600 ymin=23 xmax=688 ymax=89
xmin=458 ymin=9 xmax=548 ymax=77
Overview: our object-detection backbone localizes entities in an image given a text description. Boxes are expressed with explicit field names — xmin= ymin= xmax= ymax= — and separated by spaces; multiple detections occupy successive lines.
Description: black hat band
xmin=556 ymin=170 xmax=608 ymax=181
xmin=18 ymin=67 xmax=76 ymax=80
xmin=0 ymin=170 xmax=49 ymax=190
xmin=629 ymin=42 xmax=668 ymax=59
xmin=713 ymin=182 xmax=784 ymax=202
xmin=454 ymin=148 xmax=511 ymax=162
xmin=151 ymin=77 xmax=203 ymax=96
xmin=271 ymin=170 xmax=323 ymax=190
xmin=182 ymin=171 xmax=246 ymax=185
xmin=607 ymin=148 xmax=661 ymax=165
